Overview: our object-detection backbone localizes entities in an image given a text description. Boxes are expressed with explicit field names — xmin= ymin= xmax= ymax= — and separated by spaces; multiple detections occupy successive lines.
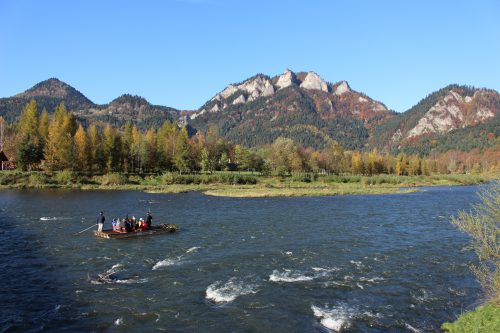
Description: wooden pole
xmin=74 ymin=224 xmax=97 ymax=235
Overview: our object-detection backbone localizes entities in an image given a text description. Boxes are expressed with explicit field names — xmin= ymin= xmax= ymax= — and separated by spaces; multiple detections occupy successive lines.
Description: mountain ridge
xmin=0 ymin=72 xmax=498 ymax=155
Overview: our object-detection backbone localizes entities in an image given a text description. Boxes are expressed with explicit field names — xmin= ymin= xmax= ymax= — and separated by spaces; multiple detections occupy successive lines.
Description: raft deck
xmin=94 ymin=223 xmax=178 ymax=239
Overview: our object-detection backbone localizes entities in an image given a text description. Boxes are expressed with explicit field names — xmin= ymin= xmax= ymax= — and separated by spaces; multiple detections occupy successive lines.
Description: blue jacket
xmin=97 ymin=214 xmax=105 ymax=224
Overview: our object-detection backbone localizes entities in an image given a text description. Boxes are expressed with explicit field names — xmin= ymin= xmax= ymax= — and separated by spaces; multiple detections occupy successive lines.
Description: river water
xmin=0 ymin=186 xmax=482 ymax=332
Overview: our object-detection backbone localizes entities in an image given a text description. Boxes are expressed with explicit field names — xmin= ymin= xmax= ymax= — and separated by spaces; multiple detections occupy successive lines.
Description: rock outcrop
xmin=299 ymin=71 xmax=328 ymax=92
xmin=334 ymin=81 xmax=350 ymax=95
xmin=275 ymin=69 xmax=297 ymax=90
xmin=406 ymin=89 xmax=497 ymax=138
xmin=189 ymin=69 xmax=392 ymax=122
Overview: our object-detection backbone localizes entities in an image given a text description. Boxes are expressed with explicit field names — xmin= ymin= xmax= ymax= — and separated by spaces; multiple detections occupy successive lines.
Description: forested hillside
xmin=1 ymin=74 xmax=498 ymax=157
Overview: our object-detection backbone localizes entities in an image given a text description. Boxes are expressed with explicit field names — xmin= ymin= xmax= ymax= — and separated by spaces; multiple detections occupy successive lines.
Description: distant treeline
xmin=1 ymin=100 xmax=499 ymax=175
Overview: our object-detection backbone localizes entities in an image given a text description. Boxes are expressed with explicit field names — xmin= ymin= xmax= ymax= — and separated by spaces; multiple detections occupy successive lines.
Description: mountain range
xmin=1 ymin=71 xmax=498 ymax=155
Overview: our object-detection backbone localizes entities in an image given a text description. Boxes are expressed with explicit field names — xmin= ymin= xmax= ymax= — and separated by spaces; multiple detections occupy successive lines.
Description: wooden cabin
xmin=0 ymin=150 xmax=9 ymax=171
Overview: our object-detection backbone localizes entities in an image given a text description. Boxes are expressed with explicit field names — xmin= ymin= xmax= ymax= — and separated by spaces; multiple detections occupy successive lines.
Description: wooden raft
xmin=94 ymin=223 xmax=178 ymax=239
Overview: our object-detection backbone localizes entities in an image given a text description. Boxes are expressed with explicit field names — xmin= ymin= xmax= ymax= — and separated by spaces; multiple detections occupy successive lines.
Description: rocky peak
xmin=334 ymin=81 xmax=351 ymax=95
xmin=14 ymin=77 xmax=94 ymax=110
xmin=406 ymin=88 xmax=498 ymax=138
xmin=209 ymin=75 xmax=275 ymax=106
xmin=18 ymin=78 xmax=73 ymax=99
xmin=299 ymin=71 xmax=328 ymax=92
xmin=239 ymin=75 xmax=274 ymax=101
xmin=275 ymin=68 xmax=297 ymax=90
xmin=218 ymin=85 xmax=239 ymax=99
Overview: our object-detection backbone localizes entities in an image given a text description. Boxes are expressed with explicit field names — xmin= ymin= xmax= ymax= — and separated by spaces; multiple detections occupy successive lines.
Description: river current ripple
xmin=0 ymin=186 xmax=481 ymax=332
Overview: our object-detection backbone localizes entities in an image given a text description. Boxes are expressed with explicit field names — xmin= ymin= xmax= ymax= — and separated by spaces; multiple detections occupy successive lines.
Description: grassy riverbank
xmin=0 ymin=171 xmax=496 ymax=197
xmin=442 ymin=304 xmax=500 ymax=333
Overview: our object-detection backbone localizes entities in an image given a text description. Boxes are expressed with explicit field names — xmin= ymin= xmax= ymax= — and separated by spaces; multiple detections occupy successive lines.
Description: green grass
xmin=0 ymin=170 xmax=497 ymax=197
xmin=442 ymin=304 xmax=500 ymax=333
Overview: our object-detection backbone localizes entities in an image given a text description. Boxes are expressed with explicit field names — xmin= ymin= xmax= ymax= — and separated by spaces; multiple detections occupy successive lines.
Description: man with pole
xmin=97 ymin=211 xmax=105 ymax=232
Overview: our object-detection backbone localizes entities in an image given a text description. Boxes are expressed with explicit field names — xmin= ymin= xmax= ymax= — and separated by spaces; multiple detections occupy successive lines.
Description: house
xmin=0 ymin=150 xmax=9 ymax=170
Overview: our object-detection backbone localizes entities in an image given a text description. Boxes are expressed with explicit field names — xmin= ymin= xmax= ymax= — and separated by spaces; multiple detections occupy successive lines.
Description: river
xmin=0 ymin=186 xmax=482 ymax=332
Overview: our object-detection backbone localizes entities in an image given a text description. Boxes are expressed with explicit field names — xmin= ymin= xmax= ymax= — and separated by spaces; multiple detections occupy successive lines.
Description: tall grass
xmin=161 ymin=172 xmax=258 ymax=185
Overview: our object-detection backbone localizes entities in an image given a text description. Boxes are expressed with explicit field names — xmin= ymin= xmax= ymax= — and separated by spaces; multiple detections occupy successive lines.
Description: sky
xmin=0 ymin=0 xmax=499 ymax=112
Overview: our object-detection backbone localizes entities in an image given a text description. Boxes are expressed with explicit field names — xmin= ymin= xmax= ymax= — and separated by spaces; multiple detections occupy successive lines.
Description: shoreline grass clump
xmin=442 ymin=181 xmax=500 ymax=332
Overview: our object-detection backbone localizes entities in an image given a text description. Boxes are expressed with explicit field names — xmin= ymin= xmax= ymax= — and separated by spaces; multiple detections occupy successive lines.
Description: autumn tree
xmin=38 ymin=108 xmax=49 ymax=147
xmin=43 ymin=103 xmax=76 ymax=170
xmin=351 ymin=151 xmax=364 ymax=175
xmin=156 ymin=120 xmax=178 ymax=171
xmin=174 ymin=127 xmax=191 ymax=173
xmin=17 ymin=100 xmax=43 ymax=170
xmin=102 ymin=125 xmax=122 ymax=172
xmin=326 ymin=140 xmax=345 ymax=174
xmin=395 ymin=153 xmax=407 ymax=176
xmin=144 ymin=128 xmax=157 ymax=172
xmin=73 ymin=124 xmax=89 ymax=172
xmin=270 ymin=137 xmax=303 ymax=175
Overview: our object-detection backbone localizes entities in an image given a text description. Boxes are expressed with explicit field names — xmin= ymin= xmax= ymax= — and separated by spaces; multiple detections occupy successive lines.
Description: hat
xmin=140 ymin=218 xmax=144 ymax=221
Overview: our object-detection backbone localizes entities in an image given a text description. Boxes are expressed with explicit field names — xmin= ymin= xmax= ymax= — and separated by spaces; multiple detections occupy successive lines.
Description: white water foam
xmin=40 ymin=217 xmax=71 ymax=221
xmin=358 ymin=277 xmax=384 ymax=283
xmin=115 ymin=278 xmax=148 ymax=284
xmin=311 ymin=303 xmax=381 ymax=332
xmin=448 ymin=287 xmax=466 ymax=296
xmin=115 ymin=317 xmax=124 ymax=326
xmin=270 ymin=267 xmax=340 ymax=283
xmin=412 ymin=289 xmax=435 ymax=304
xmin=92 ymin=264 xmax=146 ymax=284
xmin=311 ymin=305 xmax=350 ymax=332
xmin=350 ymin=260 xmax=363 ymax=268
xmin=322 ymin=281 xmax=351 ymax=288
xmin=269 ymin=269 xmax=314 ymax=283
xmin=404 ymin=323 xmax=422 ymax=333
xmin=153 ymin=247 xmax=200 ymax=270
xmin=205 ymin=277 xmax=259 ymax=304
xmin=186 ymin=246 xmax=200 ymax=253
xmin=152 ymin=259 xmax=179 ymax=270
xmin=108 ymin=264 xmax=123 ymax=273
xmin=312 ymin=267 xmax=341 ymax=274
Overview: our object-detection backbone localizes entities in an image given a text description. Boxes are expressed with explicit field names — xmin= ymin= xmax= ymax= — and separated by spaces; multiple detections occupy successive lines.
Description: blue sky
xmin=0 ymin=0 xmax=499 ymax=112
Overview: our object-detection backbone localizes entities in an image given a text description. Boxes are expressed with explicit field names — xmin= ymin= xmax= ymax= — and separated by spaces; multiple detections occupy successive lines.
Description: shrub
xmin=98 ymin=173 xmax=128 ymax=186
xmin=292 ymin=173 xmax=317 ymax=183
xmin=128 ymin=175 xmax=144 ymax=184
xmin=0 ymin=171 xmax=23 ymax=185
xmin=55 ymin=170 xmax=75 ymax=185
xmin=29 ymin=173 xmax=49 ymax=187
xmin=451 ymin=181 xmax=500 ymax=303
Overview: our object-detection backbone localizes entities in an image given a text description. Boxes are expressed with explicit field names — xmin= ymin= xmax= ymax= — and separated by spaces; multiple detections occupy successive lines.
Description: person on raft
xmin=97 ymin=211 xmax=105 ymax=232
xmin=146 ymin=211 xmax=153 ymax=229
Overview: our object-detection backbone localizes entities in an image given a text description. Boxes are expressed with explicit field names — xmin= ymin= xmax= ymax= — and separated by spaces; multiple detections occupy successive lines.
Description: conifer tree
xmin=17 ymin=100 xmax=43 ymax=169
xmin=395 ymin=153 xmax=407 ymax=176
xmin=144 ymin=128 xmax=157 ymax=172
xmin=18 ymin=99 xmax=39 ymax=141
xmin=174 ymin=127 xmax=191 ymax=174
xmin=88 ymin=124 xmax=103 ymax=174
xmin=38 ymin=108 xmax=49 ymax=146
xmin=73 ymin=124 xmax=89 ymax=172
xmin=43 ymin=103 xmax=75 ymax=170
xmin=103 ymin=125 xmax=122 ymax=172
xmin=351 ymin=151 xmax=364 ymax=175
xmin=130 ymin=126 xmax=143 ymax=172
